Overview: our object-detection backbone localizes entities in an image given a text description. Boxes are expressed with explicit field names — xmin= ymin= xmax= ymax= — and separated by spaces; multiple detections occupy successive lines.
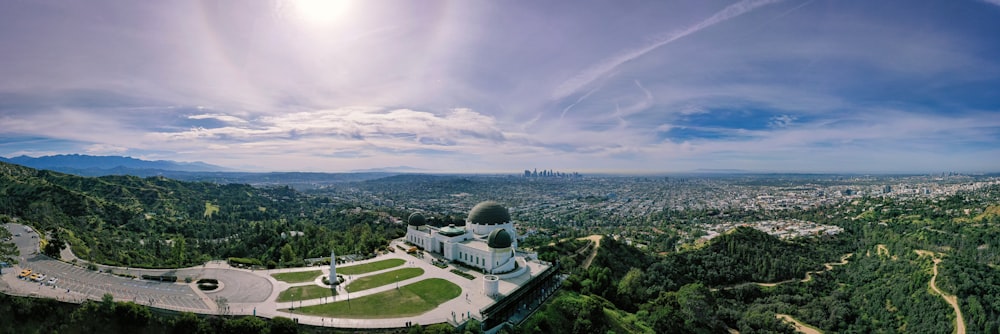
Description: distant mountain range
xmin=349 ymin=166 xmax=426 ymax=173
xmin=0 ymin=154 xmax=228 ymax=173
xmin=0 ymin=154 xmax=407 ymax=188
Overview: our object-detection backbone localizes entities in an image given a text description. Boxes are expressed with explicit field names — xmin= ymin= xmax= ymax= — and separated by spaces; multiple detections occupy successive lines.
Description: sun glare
xmin=293 ymin=0 xmax=352 ymax=26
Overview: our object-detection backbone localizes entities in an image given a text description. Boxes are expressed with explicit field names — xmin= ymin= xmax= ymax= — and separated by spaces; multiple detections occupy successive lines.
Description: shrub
xmin=451 ymin=269 xmax=475 ymax=280
xmin=228 ymin=257 xmax=262 ymax=267
xmin=140 ymin=274 xmax=178 ymax=282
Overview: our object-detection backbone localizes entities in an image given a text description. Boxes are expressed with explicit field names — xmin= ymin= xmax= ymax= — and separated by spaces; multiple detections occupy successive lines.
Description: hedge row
xmin=228 ymin=257 xmax=262 ymax=266
xmin=140 ymin=274 xmax=177 ymax=282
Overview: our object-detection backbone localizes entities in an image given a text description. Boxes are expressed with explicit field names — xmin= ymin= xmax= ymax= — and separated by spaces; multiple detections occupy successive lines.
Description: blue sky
xmin=1 ymin=0 xmax=999 ymax=173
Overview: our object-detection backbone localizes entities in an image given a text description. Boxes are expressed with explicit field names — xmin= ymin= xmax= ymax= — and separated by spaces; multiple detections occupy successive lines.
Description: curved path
xmin=718 ymin=253 xmax=853 ymax=290
xmin=918 ymin=250 xmax=965 ymax=334
xmin=578 ymin=235 xmax=603 ymax=270
xmin=801 ymin=253 xmax=853 ymax=283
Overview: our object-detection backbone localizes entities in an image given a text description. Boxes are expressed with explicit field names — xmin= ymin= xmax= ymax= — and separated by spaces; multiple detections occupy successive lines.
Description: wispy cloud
xmin=188 ymin=114 xmax=248 ymax=124
xmin=551 ymin=0 xmax=785 ymax=102
xmin=768 ymin=114 xmax=796 ymax=128
xmin=150 ymin=107 xmax=509 ymax=153
xmin=981 ymin=0 xmax=1000 ymax=7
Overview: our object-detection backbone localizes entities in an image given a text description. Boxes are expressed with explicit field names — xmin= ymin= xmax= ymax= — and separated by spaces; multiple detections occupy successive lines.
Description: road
xmin=922 ymin=252 xmax=966 ymax=334
xmin=578 ymin=235 xmax=603 ymax=269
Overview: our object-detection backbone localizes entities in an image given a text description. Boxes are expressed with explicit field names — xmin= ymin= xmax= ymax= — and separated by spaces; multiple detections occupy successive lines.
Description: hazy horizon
xmin=2 ymin=0 xmax=999 ymax=173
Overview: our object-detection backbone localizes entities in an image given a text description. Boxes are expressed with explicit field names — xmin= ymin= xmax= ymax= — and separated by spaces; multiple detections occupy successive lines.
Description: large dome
xmin=407 ymin=212 xmax=426 ymax=226
xmin=468 ymin=201 xmax=510 ymax=225
xmin=487 ymin=228 xmax=513 ymax=249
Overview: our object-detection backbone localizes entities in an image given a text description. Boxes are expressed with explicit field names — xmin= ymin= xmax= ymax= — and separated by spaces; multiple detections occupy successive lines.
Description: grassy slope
xmin=285 ymin=278 xmax=460 ymax=318
xmin=337 ymin=258 xmax=405 ymax=275
xmin=277 ymin=285 xmax=335 ymax=302
xmin=345 ymin=267 xmax=424 ymax=292
xmin=271 ymin=270 xmax=322 ymax=283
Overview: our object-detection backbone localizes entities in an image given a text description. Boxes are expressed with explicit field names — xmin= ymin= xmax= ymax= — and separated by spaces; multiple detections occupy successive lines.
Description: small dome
xmin=487 ymin=229 xmax=513 ymax=249
xmin=468 ymin=201 xmax=510 ymax=225
xmin=408 ymin=212 xmax=426 ymax=226
xmin=439 ymin=224 xmax=465 ymax=237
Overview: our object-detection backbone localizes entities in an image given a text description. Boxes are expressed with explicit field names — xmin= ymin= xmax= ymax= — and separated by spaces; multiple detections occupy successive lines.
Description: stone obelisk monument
xmin=330 ymin=250 xmax=336 ymax=283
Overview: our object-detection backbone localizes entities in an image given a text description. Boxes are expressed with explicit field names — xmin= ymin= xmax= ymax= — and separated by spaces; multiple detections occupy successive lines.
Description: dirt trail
xmin=801 ymin=253 xmax=853 ymax=283
xmin=918 ymin=250 xmax=966 ymax=334
xmin=578 ymin=235 xmax=603 ymax=269
xmin=716 ymin=253 xmax=853 ymax=290
xmin=776 ymin=314 xmax=822 ymax=334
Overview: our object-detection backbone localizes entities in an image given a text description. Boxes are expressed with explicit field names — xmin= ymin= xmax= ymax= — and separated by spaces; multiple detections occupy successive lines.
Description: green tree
xmin=172 ymin=236 xmax=187 ymax=265
xmin=221 ymin=316 xmax=268 ymax=334
xmin=43 ymin=229 xmax=65 ymax=258
xmin=280 ymin=243 xmax=296 ymax=266
xmin=616 ymin=267 xmax=645 ymax=310
xmin=0 ymin=228 xmax=18 ymax=266
xmin=270 ymin=316 xmax=298 ymax=334
xmin=115 ymin=301 xmax=152 ymax=326
xmin=676 ymin=283 xmax=717 ymax=332
xmin=172 ymin=312 xmax=210 ymax=334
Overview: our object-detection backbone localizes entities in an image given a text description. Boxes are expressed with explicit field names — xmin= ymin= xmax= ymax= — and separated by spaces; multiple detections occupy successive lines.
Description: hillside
xmin=0 ymin=161 xmax=402 ymax=268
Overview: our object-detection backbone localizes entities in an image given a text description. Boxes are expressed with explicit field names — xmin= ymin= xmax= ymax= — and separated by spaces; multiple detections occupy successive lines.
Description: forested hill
xmin=0 ymin=161 xmax=297 ymax=228
xmin=0 ymin=161 xmax=403 ymax=268
xmin=576 ymin=227 xmax=848 ymax=309
xmin=668 ymin=226 xmax=842 ymax=286
xmin=530 ymin=227 xmax=851 ymax=333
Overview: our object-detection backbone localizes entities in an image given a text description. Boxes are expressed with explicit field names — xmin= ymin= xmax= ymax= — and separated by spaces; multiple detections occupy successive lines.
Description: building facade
xmin=405 ymin=201 xmax=519 ymax=274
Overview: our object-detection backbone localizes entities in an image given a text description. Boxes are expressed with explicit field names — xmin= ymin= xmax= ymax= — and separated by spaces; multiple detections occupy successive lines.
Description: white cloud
xmin=768 ymin=114 xmax=796 ymax=128
xmin=148 ymin=107 xmax=511 ymax=155
xmin=188 ymin=114 xmax=249 ymax=124
xmin=84 ymin=144 xmax=128 ymax=155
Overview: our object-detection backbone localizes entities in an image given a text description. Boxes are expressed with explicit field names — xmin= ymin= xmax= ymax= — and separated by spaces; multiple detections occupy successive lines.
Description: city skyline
xmin=2 ymin=0 xmax=999 ymax=173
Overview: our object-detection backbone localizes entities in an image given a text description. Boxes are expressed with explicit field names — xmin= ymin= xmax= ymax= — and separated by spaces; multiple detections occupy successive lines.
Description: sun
xmin=292 ymin=0 xmax=353 ymax=26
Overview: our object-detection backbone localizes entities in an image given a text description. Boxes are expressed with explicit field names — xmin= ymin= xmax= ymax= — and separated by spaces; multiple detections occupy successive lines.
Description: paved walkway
xmin=3 ymin=223 xmax=548 ymax=330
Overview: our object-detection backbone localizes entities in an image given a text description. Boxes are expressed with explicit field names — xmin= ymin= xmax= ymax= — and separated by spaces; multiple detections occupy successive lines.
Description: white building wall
xmin=409 ymin=224 xmax=518 ymax=273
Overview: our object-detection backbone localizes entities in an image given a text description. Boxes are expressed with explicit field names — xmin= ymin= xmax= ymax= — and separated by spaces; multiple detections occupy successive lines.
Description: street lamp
xmin=396 ymin=275 xmax=399 ymax=290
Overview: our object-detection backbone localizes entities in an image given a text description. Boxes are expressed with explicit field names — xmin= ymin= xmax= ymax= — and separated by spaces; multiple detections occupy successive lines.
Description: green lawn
xmin=271 ymin=270 xmax=322 ymax=283
xmin=345 ymin=267 xmax=424 ymax=292
xmin=337 ymin=258 xmax=405 ymax=275
xmin=284 ymin=278 xmax=461 ymax=318
xmin=276 ymin=285 xmax=335 ymax=302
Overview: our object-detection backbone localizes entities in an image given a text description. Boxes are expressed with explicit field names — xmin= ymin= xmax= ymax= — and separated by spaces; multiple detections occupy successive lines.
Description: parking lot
xmin=19 ymin=256 xmax=210 ymax=311
xmin=3 ymin=223 xmax=211 ymax=312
